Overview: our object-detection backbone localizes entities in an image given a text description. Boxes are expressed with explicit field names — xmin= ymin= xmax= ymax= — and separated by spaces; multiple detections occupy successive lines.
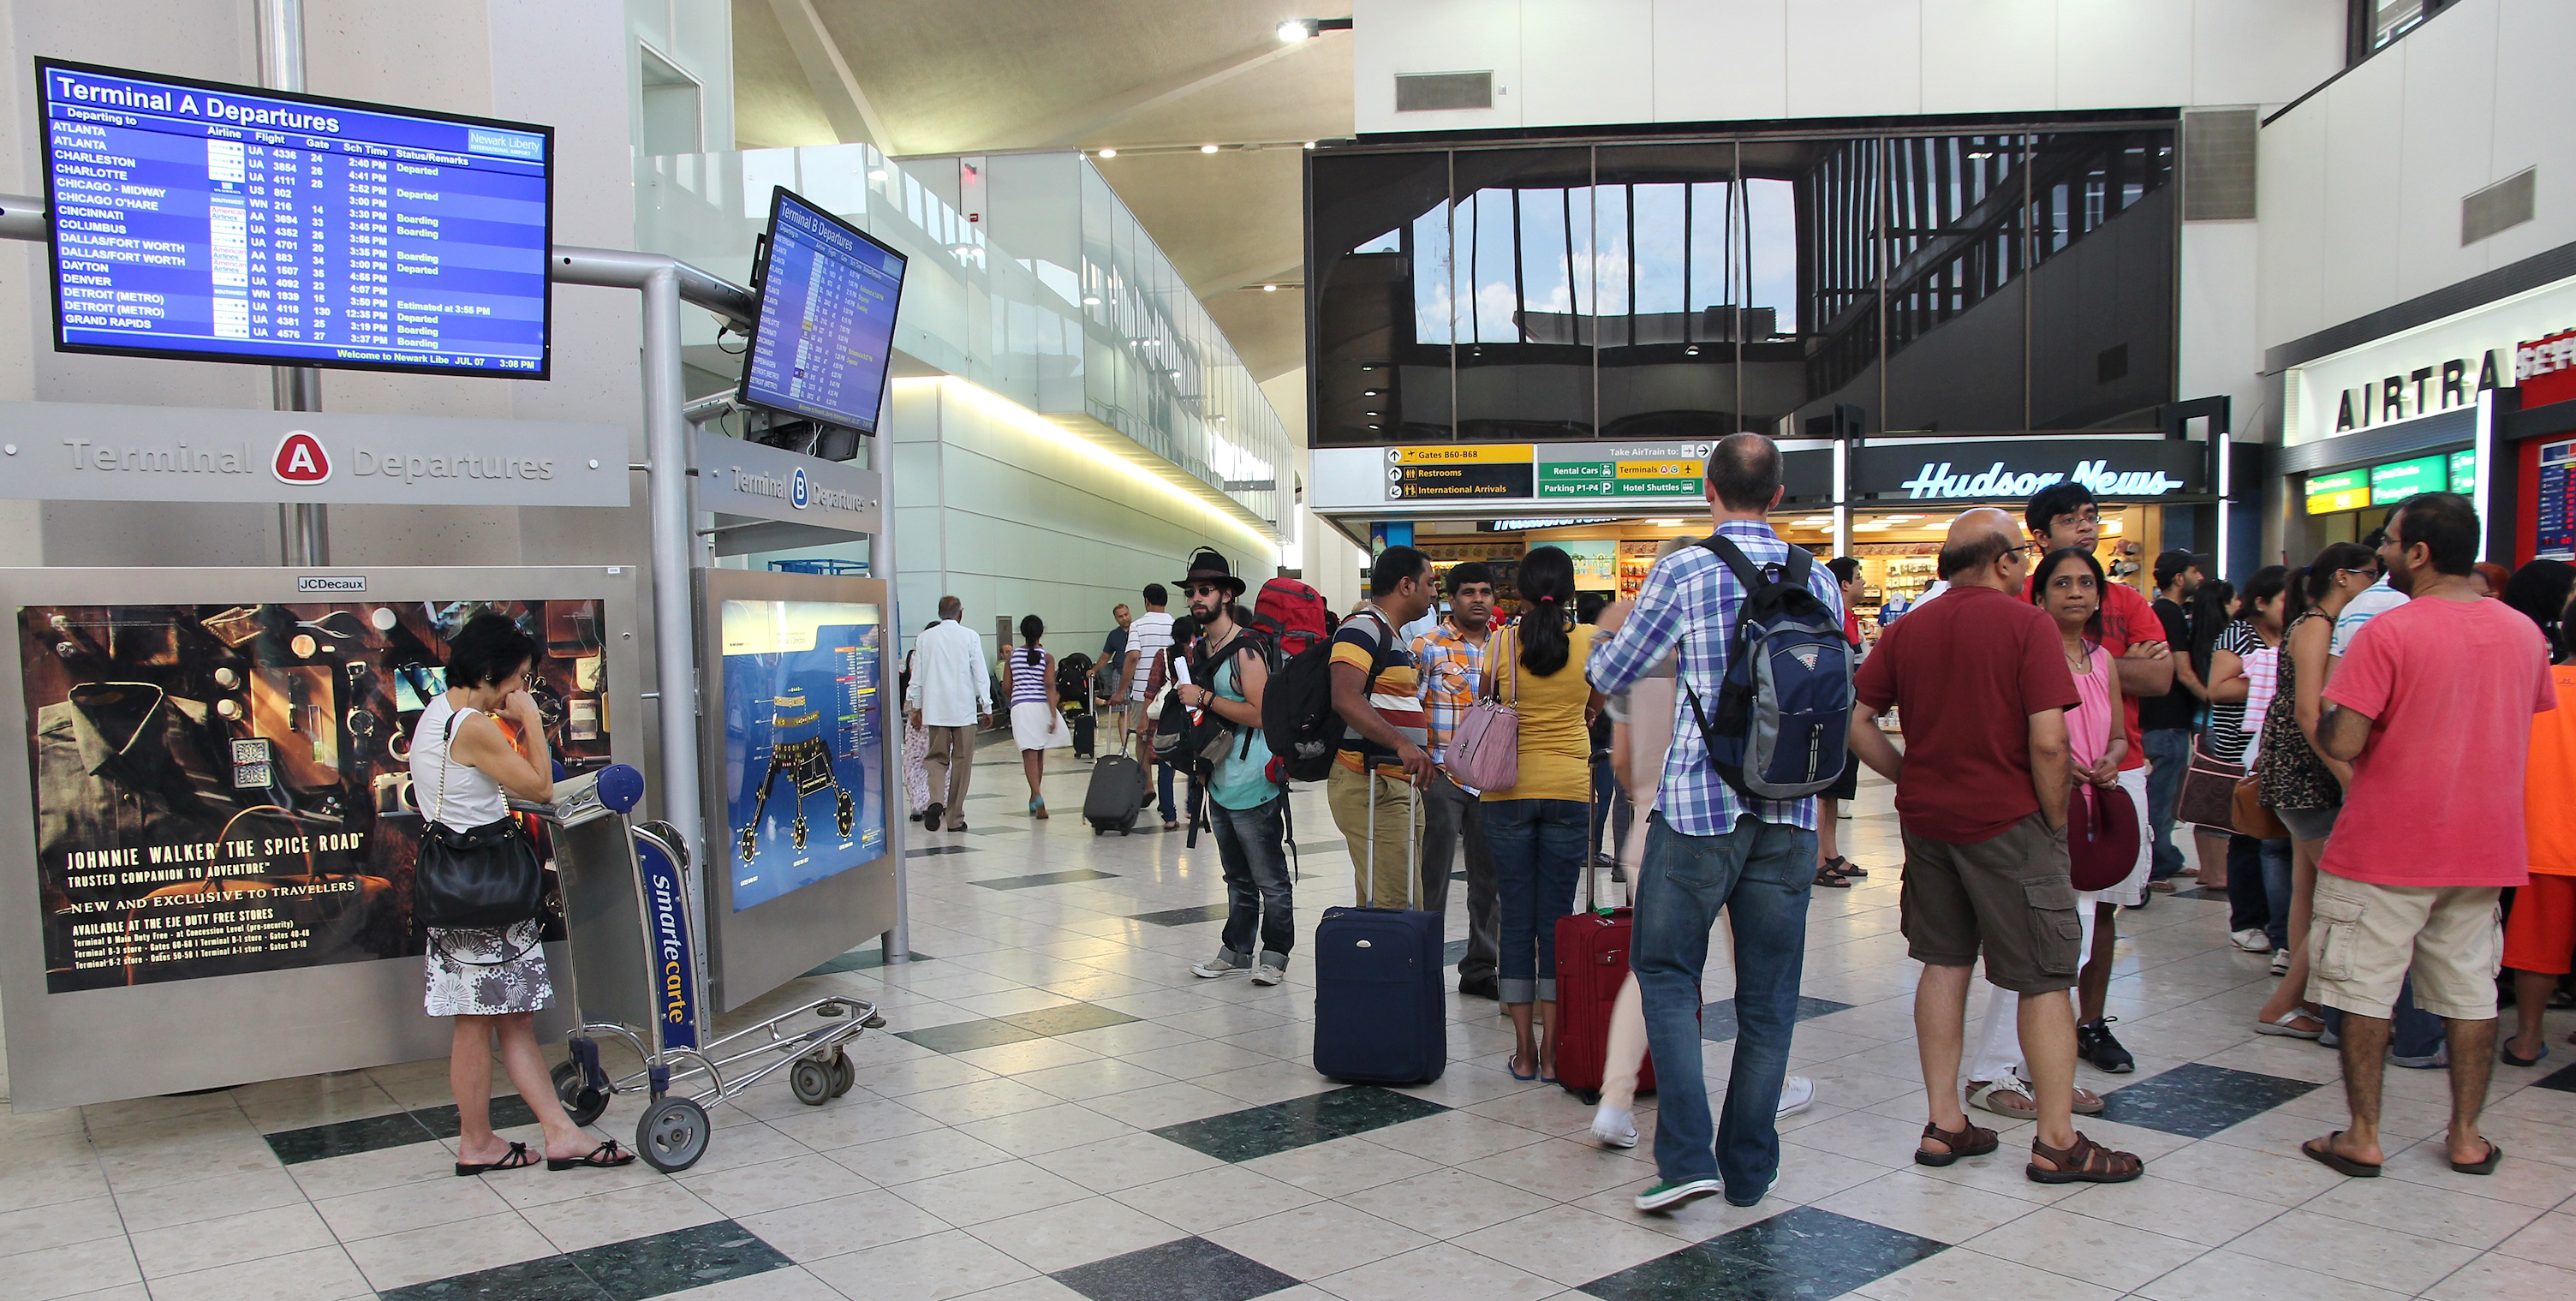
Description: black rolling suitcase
xmin=1312 ymin=773 xmax=1446 ymax=1084
xmin=1084 ymin=753 xmax=1145 ymax=835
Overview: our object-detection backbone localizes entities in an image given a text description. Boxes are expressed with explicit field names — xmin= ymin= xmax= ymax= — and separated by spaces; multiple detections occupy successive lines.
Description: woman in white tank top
xmin=415 ymin=614 xmax=635 ymax=1174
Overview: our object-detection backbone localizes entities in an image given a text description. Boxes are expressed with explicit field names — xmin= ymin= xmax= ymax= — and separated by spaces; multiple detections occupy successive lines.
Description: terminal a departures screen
xmin=38 ymin=59 xmax=553 ymax=378
xmin=738 ymin=188 xmax=906 ymax=433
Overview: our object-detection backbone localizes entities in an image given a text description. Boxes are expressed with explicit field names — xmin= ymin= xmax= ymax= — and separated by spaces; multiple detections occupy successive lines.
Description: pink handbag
xmin=1442 ymin=630 xmax=1520 ymax=793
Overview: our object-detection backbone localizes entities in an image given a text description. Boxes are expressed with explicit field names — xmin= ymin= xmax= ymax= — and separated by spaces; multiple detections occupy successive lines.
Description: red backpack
xmin=1249 ymin=577 xmax=1330 ymax=659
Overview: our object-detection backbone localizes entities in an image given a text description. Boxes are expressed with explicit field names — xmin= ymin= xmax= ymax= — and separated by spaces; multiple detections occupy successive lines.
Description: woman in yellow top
xmin=1479 ymin=546 xmax=1605 ymax=1081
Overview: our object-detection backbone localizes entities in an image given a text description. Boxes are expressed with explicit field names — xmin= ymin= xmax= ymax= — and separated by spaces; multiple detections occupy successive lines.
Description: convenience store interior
xmin=1386 ymin=505 xmax=2161 ymax=642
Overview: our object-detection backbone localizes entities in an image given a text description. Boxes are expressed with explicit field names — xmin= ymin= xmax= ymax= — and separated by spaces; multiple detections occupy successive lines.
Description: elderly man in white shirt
xmin=905 ymin=595 xmax=993 ymax=832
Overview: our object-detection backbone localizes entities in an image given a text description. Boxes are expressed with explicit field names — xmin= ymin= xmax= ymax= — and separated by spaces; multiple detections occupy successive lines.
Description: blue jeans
xmin=1154 ymin=756 xmax=1178 ymax=824
xmin=1208 ymin=794 xmax=1294 ymax=964
xmin=1589 ymin=759 xmax=1619 ymax=861
xmin=2226 ymin=834 xmax=2293 ymax=943
xmin=1633 ymin=812 xmax=1816 ymax=1201
xmin=2143 ymin=729 xmax=2191 ymax=881
xmin=1485 ymin=798 xmax=1588 ymax=1004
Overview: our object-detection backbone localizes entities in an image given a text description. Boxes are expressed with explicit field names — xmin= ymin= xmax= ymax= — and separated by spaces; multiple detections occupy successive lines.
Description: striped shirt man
xmin=1331 ymin=609 xmax=1425 ymax=777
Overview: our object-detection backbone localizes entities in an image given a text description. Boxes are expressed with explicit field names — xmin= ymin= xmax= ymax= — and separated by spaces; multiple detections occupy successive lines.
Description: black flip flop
xmin=2301 ymin=1132 xmax=2381 ymax=1178
xmin=548 ymin=1139 xmax=638 ymax=1171
xmin=2451 ymin=1141 xmax=2501 ymax=1175
xmin=455 ymin=1141 xmax=538 ymax=1176
xmin=1812 ymin=865 xmax=1852 ymax=888
xmin=2501 ymin=1038 xmax=2549 ymax=1068
xmin=1824 ymin=856 xmax=1868 ymax=879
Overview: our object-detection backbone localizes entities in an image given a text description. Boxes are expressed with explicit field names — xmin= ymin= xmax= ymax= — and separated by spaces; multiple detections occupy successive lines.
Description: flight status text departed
xmin=42 ymin=63 xmax=551 ymax=376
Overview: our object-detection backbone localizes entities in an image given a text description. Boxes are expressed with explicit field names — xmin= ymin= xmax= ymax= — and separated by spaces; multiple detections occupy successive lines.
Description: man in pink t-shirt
xmin=2300 ymin=493 xmax=2555 ymax=1182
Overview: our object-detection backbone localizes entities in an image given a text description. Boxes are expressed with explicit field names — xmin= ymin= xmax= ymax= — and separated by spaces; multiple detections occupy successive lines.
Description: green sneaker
xmin=1634 ymin=1177 xmax=1722 ymax=1212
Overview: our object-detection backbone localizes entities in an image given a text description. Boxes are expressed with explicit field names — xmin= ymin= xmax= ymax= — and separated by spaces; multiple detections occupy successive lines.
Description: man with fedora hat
xmin=1171 ymin=546 xmax=1296 ymax=984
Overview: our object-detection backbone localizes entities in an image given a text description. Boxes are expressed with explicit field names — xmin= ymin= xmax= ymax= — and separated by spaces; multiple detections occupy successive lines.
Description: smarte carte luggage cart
xmin=530 ymin=766 xmax=880 ymax=1172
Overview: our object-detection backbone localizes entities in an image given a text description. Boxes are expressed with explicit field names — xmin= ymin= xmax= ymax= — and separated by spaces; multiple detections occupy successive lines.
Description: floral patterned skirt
xmin=424 ymin=922 xmax=553 ymax=1017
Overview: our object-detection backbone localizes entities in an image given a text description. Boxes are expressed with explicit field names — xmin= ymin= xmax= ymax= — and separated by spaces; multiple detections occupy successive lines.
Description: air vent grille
xmin=1394 ymin=71 xmax=1493 ymax=113
xmin=2463 ymin=169 xmax=2537 ymax=246
xmin=2182 ymin=109 xmax=2257 ymax=221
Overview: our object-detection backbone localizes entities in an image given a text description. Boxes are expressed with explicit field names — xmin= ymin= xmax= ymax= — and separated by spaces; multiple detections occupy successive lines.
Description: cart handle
xmin=598 ymin=764 xmax=646 ymax=814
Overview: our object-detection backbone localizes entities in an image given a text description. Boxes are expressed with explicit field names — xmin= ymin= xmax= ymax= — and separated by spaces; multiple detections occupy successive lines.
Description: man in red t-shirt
xmin=2299 ymin=493 xmax=2555 ymax=1181
xmin=2023 ymin=483 xmax=2174 ymax=1077
xmin=1848 ymin=508 xmax=2141 ymax=1185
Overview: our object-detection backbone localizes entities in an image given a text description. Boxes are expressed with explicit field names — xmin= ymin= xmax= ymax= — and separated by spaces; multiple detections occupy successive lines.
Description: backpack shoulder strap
xmin=1697 ymin=534 xmax=1771 ymax=591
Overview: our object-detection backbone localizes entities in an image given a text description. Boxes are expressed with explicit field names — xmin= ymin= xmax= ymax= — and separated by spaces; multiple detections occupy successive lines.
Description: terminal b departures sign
xmin=1387 ymin=443 xmax=1713 ymax=502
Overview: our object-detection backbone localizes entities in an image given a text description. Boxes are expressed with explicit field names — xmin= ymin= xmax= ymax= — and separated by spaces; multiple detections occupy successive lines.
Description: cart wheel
xmin=551 ymin=1060 xmax=609 ymax=1127
xmin=635 ymin=1097 xmax=710 ymax=1172
xmin=790 ymin=1058 xmax=834 ymax=1107
xmin=827 ymin=1049 xmax=855 ymax=1098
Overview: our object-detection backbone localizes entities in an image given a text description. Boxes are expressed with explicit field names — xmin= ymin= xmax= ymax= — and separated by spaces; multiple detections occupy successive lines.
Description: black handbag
xmin=414 ymin=710 xmax=546 ymax=933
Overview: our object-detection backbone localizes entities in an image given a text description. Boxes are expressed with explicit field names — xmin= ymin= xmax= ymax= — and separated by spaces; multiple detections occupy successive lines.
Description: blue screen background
xmin=740 ymin=191 xmax=905 ymax=432
xmin=721 ymin=602 xmax=886 ymax=912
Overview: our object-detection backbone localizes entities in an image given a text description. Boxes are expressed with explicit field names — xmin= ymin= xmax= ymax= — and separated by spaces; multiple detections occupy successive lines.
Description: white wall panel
xmin=1521 ymin=0 xmax=1655 ymax=128
xmin=1920 ymin=0 xmax=2056 ymax=114
xmin=2179 ymin=222 xmax=2264 ymax=431
xmin=1649 ymin=0 xmax=1787 ymax=122
xmin=1784 ymin=0 xmax=1922 ymax=118
xmin=2475 ymin=0 xmax=2576 ymax=272
xmin=2053 ymin=0 xmax=2191 ymax=110
xmin=2191 ymin=0 xmax=2346 ymax=106
xmin=2390 ymin=3 xmax=2500 ymax=303
xmin=2256 ymin=99 xmax=2331 ymax=354
xmin=2314 ymin=49 xmax=2408 ymax=334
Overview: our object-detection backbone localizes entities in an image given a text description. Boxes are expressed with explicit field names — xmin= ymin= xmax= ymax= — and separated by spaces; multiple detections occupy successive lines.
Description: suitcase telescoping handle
xmin=1362 ymin=769 xmax=1422 ymax=910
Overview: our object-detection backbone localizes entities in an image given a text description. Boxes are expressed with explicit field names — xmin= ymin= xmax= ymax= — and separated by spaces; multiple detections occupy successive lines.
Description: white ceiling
xmin=732 ymin=0 xmax=1356 ymax=382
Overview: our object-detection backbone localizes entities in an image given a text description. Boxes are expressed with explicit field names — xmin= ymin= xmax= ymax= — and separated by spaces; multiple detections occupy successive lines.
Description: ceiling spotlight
xmin=1096 ymin=147 xmax=1117 ymax=158
xmin=1360 ymin=364 xmax=1374 ymax=372
xmin=1082 ymin=295 xmax=1101 ymax=306
xmin=1684 ymin=345 xmax=1700 ymax=356
xmin=1362 ymin=389 xmax=1383 ymax=396
xmin=1261 ymin=283 xmax=1278 ymax=292
xmin=1305 ymin=140 xmax=1318 ymax=149
xmin=1365 ymin=411 xmax=1381 ymax=417
xmin=1201 ymin=144 xmax=1220 ymax=154
xmin=1278 ymin=17 xmax=1352 ymax=42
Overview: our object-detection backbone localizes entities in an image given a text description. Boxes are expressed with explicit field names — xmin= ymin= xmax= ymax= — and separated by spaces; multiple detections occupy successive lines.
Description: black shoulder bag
xmin=414 ymin=707 xmax=546 ymax=936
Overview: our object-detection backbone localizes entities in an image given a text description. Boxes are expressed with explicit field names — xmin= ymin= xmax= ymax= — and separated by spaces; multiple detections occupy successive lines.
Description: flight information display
xmin=39 ymin=59 xmax=553 ymax=378
xmin=738 ymin=188 xmax=906 ymax=433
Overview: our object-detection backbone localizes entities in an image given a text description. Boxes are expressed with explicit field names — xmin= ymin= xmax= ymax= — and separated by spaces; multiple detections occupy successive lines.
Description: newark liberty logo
xmin=1898 ymin=459 xmax=2180 ymax=501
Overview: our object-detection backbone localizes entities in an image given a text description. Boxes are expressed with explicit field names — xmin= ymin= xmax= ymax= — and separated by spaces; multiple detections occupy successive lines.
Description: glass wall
xmin=634 ymin=145 xmax=1290 ymax=530
xmin=1308 ymin=118 xmax=2176 ymax=447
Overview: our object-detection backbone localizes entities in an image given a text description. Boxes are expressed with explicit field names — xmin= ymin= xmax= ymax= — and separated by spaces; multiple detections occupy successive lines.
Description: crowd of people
xmin=870 ymin=431 xmax=2573 ymax=1215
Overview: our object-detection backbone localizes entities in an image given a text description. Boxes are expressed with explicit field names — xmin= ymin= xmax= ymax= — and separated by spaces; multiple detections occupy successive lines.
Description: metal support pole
xmin=868 ymin=415 xmax=909 ymax=962
xmin=259 ymin=0 xmax=327 ymax=565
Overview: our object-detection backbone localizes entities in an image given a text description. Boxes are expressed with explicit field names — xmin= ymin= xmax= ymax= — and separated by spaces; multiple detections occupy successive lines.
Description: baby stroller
xmin=1056 ymin=652 xmax=1096 ymax=760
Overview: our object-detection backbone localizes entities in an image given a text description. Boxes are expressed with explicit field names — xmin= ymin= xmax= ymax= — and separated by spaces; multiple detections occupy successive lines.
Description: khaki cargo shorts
xmin=2306 ymin=874 xmax=2502 ymax=1021
xmin=1899 ymin=810 xmax=2083 ymax=994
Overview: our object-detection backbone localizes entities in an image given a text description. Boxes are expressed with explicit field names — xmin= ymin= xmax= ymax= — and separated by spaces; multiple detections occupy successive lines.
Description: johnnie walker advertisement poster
xmin=22 ymin=599 xmax=611 ymax=994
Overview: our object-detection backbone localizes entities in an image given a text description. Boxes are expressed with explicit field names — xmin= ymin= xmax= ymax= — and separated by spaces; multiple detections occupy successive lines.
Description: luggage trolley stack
xmin=528 ymin=765 xmax=879 ymax=1172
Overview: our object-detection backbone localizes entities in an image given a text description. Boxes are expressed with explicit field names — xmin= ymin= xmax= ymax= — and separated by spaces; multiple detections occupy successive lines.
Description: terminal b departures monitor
xmin=38 ymin=59 xmax=553 ymax=378
xmin=737 ymin=187 xmax=906 ymax=434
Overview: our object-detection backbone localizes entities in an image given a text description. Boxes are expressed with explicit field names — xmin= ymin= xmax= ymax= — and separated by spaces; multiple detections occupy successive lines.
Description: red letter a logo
xmin=272 ymin=431 xmax=331 ymax=485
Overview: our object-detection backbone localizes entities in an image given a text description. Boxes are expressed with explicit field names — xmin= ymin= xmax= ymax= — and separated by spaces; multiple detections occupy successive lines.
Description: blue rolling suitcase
xmin=1313 ymin=773 xmax=1446 ymax=1085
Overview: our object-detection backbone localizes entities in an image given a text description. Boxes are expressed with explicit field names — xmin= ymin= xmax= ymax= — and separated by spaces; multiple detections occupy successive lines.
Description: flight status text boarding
xmin=39 ymin=63 xmax=552 ymax=376
xmin=741 ymin=193 xmax=905 ymax=432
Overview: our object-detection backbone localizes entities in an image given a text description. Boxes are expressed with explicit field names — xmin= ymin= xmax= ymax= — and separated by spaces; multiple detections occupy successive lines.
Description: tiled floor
xmin=5 ymin=751 xmax=2574 ymax=1301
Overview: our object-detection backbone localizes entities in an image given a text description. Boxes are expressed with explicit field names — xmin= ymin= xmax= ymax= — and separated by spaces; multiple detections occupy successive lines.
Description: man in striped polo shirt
xmin=1329 ymin=545 xmax=1438 ymax=907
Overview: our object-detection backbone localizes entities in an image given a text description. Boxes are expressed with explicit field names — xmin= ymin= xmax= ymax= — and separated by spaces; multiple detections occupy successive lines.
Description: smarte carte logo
xmin=271 ymin=431 xmax=331 ymax=485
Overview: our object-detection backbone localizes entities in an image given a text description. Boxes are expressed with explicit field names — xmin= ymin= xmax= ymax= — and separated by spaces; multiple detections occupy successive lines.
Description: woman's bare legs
xmin=2194 ymin=829 xmax=2229 ymax=890
xmin=2257 ymin=839 xmax=2326 ymax=1030
xmin=454 ymin=1013 xmax=597 ymax=1164
xmin=1506 ymin=999 xmax=1564 ymax=1077
xmin=2507 ymin=970 xmax=2556 ymax=1061
xmin=1023 ymin=749 xmax=1046 ymax=803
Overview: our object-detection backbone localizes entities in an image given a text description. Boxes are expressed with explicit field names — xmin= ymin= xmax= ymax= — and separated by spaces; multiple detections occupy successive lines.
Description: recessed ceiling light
xmin=1363 ymin=389 xmax=1383 ymax=396
xmin=1097 ymin=147 xmax=1117 ymax=158
xmin=1201 ymin=144 xmax=1220 ymax=154
xmin=1684 ymin=345 xmax=1700 ymax=355
xmin=1261 ymin=283 xmax=1278 ymax=292
xmin=1365 ymin=411 xmax=1381 ymax=417
xmin=1305 ymin=140 xmax=1317 ymax=149
xmin=1361 ymin=365 xmax=1374 ymax=372
xmin=1368 ymin=423 xmax=1382 ymax=430
xmin=1082 ymin=295 xmax=1101 ymax=306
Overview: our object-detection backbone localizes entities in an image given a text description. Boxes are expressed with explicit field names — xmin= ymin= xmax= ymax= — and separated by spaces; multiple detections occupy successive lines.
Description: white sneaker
xmin=2269 ymin=949 xmax=2291 ymax=976
xmin=2232 ymin=929 xmax=2274 ymax=953
xmin=1191 ymin=952 xmax=1248 ymax=979
xmin=1251 ymin=962 xmax=1285 ymax=987
xmin=1591 ymin=1106 xmax=1639 ymax=1149
xmin=1776 ymin=1075 xmax=1816 ymax=1119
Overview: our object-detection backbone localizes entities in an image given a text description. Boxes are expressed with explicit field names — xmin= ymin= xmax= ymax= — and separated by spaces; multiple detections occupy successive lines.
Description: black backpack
xmin=1264 ymin=610 xmax=1385 ymax=784
xmin=1154 ymin=634 xmax=1271 ymax=782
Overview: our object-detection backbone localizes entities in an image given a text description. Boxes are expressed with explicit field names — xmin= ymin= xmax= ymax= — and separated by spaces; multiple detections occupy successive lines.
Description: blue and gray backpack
xmin=1683 ymin=536 xmax=1856 ymax=799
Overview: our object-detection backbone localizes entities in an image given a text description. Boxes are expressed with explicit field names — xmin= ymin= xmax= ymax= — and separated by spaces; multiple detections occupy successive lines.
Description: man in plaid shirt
xmin=1588 ymin=433 xmax=1841 ymax=1214
xmin=1413 ymin=562 xmax=1502 ymax=999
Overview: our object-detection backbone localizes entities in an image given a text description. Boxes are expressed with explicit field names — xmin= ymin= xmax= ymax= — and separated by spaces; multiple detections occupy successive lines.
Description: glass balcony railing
xmin=634 ymin=145 xmax=1289 ymax=531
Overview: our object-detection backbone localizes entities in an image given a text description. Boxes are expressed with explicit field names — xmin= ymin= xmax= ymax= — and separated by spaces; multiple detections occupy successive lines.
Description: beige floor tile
xmin=1446 ymin=1204 xmax=1686 ymax=1288
xmin=9 ymin=1237 xmax=142 ymax=1301
xmin=954 ymin=1102 xmax=1138 ymax=1158
xmin=826 ymin=1127 xmax=1019 ymax=1186
xmin=0 ymin=1196 xmax=123 ymax=1256
xmin=765 ymin=1095 xmax=945 ymax=1150
xmin=2227 ymin=1207 xmax=2481 ymax=1294
xmin=313 ymin=1175 xmax=515 ymax=1241
xmin=889 ymin=1159 xmax=1092 ymax=1227
xmin=283 ymin=1143 xmax=451 ymax=1203
xmin=802 ymin=1228 xmax=1038 ymax=1301
xmin=1454 ymin=1137 xmax=1656 ymax=1201
xmin=2302 ymin=1167 xmax=2544 ymax=1249
xmin=1310 ymin=1241 xmax=1564 ymax=1301
xmin=1023 ymin=1131 xmax=1224 ymax=1194
xmin=948 ymin=1038 xmax=1107 ymax=1077
xmin=679 ymin=1153 xmax=880 ymax=1219
xmin=1014 ymin=1057 xmax=1177 ymax=1102
xmin=737 ymin=1188 xmax=951 ymax=1263
xmin=900 ymin=1078 xmax=1070 ymax=1126
xmin=2494 ymin=1208 xmax=2576 ymax=1269
xmin=1338 ymin=1167 xmax=1556 ymax=1239
xmin=1078 ymin=1081 xmax=1247 ymax=1130
xmin=142 ymin=1244 xmax=372 ymax=1301
xmin=1857 ymin=1246 xmax=2124 ymax=1301
xmin=127 ymin=1202 xmax=333 ymax=1279
xmin=1962 ymin=1205 xmax=2209 ymax=1292
xmin=962 ymin=1194 xmax=1185 ymax=1273
xmin=1106 ymin=1165 xmax=1321 ymax=1235
xmin=519 ymin=1182 xmax=722 ymax=1254
xmin=1364 ymin=1112 xmax=1552 ymax=1166
xmin=2135 ymin=1248 xmax=2412 ymax=1301
xmin=2053 ymin=1172 xmax=2291 ymax=1247
xmin=2422 ymin=1250 xmax=2576 ymax=1301
xmin=1813 ymin=1169 xmax=2043 ymax=1244
xmin=1243 ymin=1134 xmax=1443 ymax=1199
xmin=342 ymin=1211 xmax=556 ymax=1292
xmin=2133 ymin=1137 xmax=2352 ymax=1205
xmin=1205 ymin=1199 xmax=1437 ymax=1280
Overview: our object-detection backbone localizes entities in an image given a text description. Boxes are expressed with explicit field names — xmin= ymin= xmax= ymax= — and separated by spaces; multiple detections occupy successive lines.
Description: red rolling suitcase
xmin=1552 ymin=849 xmax=1655 ymax=1101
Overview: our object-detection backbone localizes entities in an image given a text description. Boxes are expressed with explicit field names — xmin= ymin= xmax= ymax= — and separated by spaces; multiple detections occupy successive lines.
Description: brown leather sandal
xmin=1915 ymin=1117 xmax=1999 ymax=1167
xmin=2027 ymin=1131 xmax=2143 ymax=1184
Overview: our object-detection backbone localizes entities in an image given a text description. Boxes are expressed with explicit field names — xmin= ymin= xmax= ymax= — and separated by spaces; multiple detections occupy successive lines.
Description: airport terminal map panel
xmin=738 ymin=188 xmax=906 ymax=433
xmin=39 ymin=59 xmax=553 ymax=377
xmin=718 ymin=600 xmax=886 ymax=911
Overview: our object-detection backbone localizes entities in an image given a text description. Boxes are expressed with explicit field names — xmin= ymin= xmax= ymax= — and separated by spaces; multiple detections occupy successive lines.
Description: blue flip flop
xmin=1506 ymin=1055 xmax=1537 ymax=1082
